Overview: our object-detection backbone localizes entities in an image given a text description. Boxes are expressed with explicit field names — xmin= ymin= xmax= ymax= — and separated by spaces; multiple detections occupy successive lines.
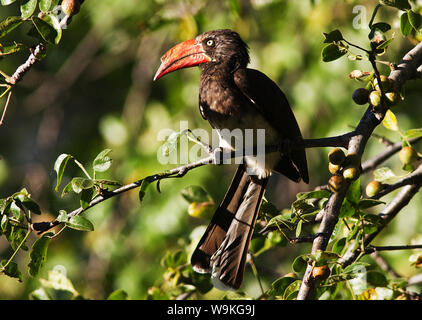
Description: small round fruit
xmin=385 ymin=91 xmax=400 ymax=106
xmin=328 ymin=148 xmax=346 ymax=165
xmin=61 ymin=0 xmax=81 ymax=17
xmin=366 ymin=180 xmax=382 ymax=197
xmin=329 ymin=175 xmax=346 ymax=193
xmin=343 ymin=166 xmax=360 ymax=181
xmin=312 ymin=265 xmax=331 ymax=281
xmin=399 ymin=146 xmax=418 ymax=165
xmin=369 ymin=90 xmax=381 ymax=107
xmin=328 ymin=162 xmax=341 ymax=175
xmin=352 ymin=88 xmax=370 ymax=105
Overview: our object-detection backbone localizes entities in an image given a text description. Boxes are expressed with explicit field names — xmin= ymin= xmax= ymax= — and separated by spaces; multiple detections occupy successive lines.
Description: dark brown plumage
xmin=154 ymin=29 xmax=308 ymax=290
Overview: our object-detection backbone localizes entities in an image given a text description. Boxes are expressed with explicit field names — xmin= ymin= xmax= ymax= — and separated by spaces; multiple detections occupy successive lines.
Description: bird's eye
xmin=206 ymin=39 xmax=214 ymax=47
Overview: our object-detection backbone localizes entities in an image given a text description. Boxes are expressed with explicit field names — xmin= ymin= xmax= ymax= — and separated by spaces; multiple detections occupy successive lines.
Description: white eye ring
xmin=206 ymin=39 xmax=214 ymax=46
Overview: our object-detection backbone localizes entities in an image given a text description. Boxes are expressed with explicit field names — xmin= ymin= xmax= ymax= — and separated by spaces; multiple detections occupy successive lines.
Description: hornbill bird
xmin=154 ymin=29 xmax=308 ymax=290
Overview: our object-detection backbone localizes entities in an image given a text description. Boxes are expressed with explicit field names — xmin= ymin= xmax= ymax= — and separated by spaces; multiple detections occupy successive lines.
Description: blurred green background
xmin=0 ymin=0 xmax=421 ymax=299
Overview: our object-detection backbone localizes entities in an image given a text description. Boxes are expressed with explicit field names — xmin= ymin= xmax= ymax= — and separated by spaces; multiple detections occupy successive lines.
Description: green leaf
xmin=15 ymin=195 xmax=41 ymax=215
xmin=0 ymin=197 xmax=12 ymax=215
xmin=60 ymin=181 xmax=73 ymax=197
xmin=29 ymin=288 xmax=51 ymax=300
xmin=367 ymin=271 xmax=388 ymax=287
xmin=0 ymin=42 xmax=26 ymax=56
xmin=39 ymin=0 xmax=52 ymax=12
xmin=107 ymin=289 xmax=128 ymax=300
xmin=292 ymin=255 xmax=308 ymax=273
xmin=93 ymin=149 xmax=113 ymax=172
xmin=1 ymin=214 xmax=8 ymax=232
xmin=260 ymin=200 xmax=280 ymax=217
xmin=310 ymin=250 xmax=340 ymax=266
xmin=21 ymin=0 xmax=37 ymax=19
xmin=346 ymin=178 xmax=361 ymax=205
xmin=56 ymin=210 xmax=68 ymax=223
xmin=363 ymin=213 xmax=385 ymax=226
xmin=0 ymin=16 xmax=23 ymax=39
xmin=54 ymin=154 xmax=72 ymax=191
xmin=80 ymin=188 xmax=93 ymax=209
xmin=382 ymin=110 xmax=399 ymax=131
xmin=373 ymin=167 xmax=401 ymax=183
xmin=322 ymin=43 xmax=346 ymax=62
xmin=296 ymin=219 xmax=303 ymax=238
xmin=295 ymin=190 xmax=330 ymax=201
xmin=42 ymin=14 xmax=61 ymax=44
xmin=38 ymin=269 xmax=78 ymax=297
xmin=138 ymin=179 xmax=151 ymax=203
xmin=28 ymin=232 xmax=54 ymax=277
xmin=181 ymin=185 xmax=213 ymax=203
xmin=408 ymin=10 xmax=422 ymax=31
xmin=189 ymin=268 xmax=213 ymax=294
xmin=270 ymin=276 xmax=297 ymax=296
xmin=0 ymin=260 xmax=23 ymax=281
xmin=371 ymin=22 xmax=391 ymax=33
xmin=400 ymin=12 xmax=413 ymax=36
xmin=323 ymin=29 xmax=343 ymax=43
xmin=161 ymin=250 xmax=187 ymax=268
xmin=379 ymin=0 xmax=411 ymax=10
xmin=343 ymin=262 xmax=371 ymax=274
xmin=339 ymin=199 xmax=356 ymax=218
xmin=263 ymin=214 xmax=296 ymax=233
xmin=10 ymin=201 xmax=23 ymax=222
xmin=404 ymin=128 xmax=422 ymax=140
xmin=1 ymin=0 xmax=18 ymax=6
xmin=71 ymin=177 xmax=94 ymax=194
xmin=358 ymin=199 xmax=385 ymax=210
xmin=283 ymin=280 xmax=301 ymax=300
xmin=332 ymin=237 xmax=346 ymax=255
xmin=66 ymin=215 xmax=94 ymax=231
xmin=376 ymin=38 xmax=394 ymax=50
xmin=66 ymin=216 xmax=94 ymax=231
xmin=30 ymin=16 xmax=58 ymax=44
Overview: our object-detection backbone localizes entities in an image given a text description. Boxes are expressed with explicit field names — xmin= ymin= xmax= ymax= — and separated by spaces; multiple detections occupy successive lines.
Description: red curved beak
xmin=153 ymin=38 xmax=211 ymax=81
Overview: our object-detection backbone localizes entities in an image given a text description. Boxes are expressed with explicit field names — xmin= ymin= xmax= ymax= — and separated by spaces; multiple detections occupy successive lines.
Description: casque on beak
xmin=153 ymin=38 xmax=211 ymax=81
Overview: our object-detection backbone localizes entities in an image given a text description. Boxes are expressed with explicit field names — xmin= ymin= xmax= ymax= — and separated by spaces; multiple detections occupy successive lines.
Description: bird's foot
xmin=212 ymin=147 xmax=224 ymax=165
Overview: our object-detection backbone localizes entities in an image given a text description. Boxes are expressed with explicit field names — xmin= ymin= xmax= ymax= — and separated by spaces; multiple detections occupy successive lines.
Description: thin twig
xmin=366 ymin=244 xmax=422 ymax=253
xmin=0 ymin=90 xmax=12 ymax=126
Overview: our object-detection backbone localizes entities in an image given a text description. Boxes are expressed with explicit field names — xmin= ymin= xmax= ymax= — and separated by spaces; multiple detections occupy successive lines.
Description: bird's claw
xmin=212 ymin=147 xmax=224 ymax=165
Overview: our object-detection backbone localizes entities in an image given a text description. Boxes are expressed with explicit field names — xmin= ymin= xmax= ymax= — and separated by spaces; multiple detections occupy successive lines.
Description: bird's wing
xmin=233 ymin=68 xmax=309 ymax=183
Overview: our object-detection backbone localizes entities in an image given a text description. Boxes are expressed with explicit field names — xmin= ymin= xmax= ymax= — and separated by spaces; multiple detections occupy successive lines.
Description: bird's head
xmin=153 ymin=29 xmax=249 ymax=81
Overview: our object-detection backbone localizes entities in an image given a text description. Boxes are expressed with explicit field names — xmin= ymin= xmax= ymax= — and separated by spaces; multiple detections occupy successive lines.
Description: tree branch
xmin=6 ymin=44 xmax=45 ymax=85
xmin=297 ymin=40 xmax=422 ymax=300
